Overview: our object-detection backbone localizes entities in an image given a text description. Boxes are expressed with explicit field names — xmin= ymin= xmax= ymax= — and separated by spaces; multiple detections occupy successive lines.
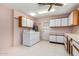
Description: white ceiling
xmin=2 ymin=3 xmax=79 ymax=18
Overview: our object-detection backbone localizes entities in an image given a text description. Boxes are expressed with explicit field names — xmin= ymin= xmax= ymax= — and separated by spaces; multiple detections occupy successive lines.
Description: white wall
xmin=72 ymin=25 xmax=79 ymax=33
xmin=13 ymin=18 xmax=21 ymax=46
xmin=13 ymin=10 xmax=27 ymax=46
xmin=0 ymin=5 xmax=13 ymax=49
xmin=50 ymin=27 xmax=72 ymax=34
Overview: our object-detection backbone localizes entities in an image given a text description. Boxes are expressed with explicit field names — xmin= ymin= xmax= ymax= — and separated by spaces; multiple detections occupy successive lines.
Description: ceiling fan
xmin=38 ymin=3 xmax=64 ymax=11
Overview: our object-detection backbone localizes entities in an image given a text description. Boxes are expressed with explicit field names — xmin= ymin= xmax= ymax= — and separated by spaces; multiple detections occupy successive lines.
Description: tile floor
xmin=0 ymin=41 xmax=69 ymax=56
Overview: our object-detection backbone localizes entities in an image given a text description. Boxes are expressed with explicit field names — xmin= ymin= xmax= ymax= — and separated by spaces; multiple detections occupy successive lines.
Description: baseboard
xmin=49 ymin=41 xmax=64 ymax=45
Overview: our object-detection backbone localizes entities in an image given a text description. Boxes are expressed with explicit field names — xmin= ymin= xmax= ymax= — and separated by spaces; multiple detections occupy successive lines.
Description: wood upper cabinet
xmin=18 ymin=16 xmax=22 ymax=27
xmin=68 ymin=10 xmax=79 ymax=26
xmin=18 ymin=16 xmax=28 ymax=27
xmin=49 ymin=19 xmax=61 ymax=27
xmin=73 ymin=10 xmax=79 ymax=25
xmin=49 ymin=18 xmax=68 ymax=27
xmin=49 ymin=10 xmax=79 ymax=27
xmin=18 ymin=16 xmax=33 ymax=28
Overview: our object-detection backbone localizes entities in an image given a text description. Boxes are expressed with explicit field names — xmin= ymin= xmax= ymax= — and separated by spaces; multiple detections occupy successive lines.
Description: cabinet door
xmin=22 ymin=17 xmax=27 ymax=27
xmin=62 ymin=18 xmax=68 ymax=26
xmin=23 ymin=31 xmax=30 ymax=45
xmin=27 ymin=19 xmax=31 ymax=27
xmin=55 ymin=19 xmax=61 ymax=26
xmin=73 ymin=10 xmax=79 ymax=25
xmin=73 ymin=41 xmax=79 ymax=56
xmin=34 ymin=32 xmax=40 ymax=43
xmin=30 ymin=32 xmax=34 ymax=40
xmin=73 ymin=46 xmax=79 ymax=56
xmin=49 ymin=20 xmax=55 ymax=27
xmin=36 ymin=32 xmax=40 ymax=42
xmin=68 ymin=12 xmax=74 ymax=26
xmin=56 ymin=36 xmax=64 ymax=43
xmin=73 ymin=41 xmax=79 ymax=49
xmin=68 ymin=11 xmax=79 ymax=26
xmin=30 ymin=20 xmax=33 ymax=27
xmin=49 ymin=35 xmax=56 ymax=42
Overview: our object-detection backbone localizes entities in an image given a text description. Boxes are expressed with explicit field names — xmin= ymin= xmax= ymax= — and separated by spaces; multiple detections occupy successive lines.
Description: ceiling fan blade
xmin=38 ymin=3 xmax=52 ymax=5
xmin=38 ymin=3 xmax=63 ymax=6
xmin=48 ymin=4 xmax=53 ymax=11
xmin=54 ymin=3 xmax=63 ymax=6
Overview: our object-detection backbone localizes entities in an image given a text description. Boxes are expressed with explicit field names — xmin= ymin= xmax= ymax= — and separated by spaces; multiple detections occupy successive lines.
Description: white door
xmin=49 ymin=35 xmax=56 ymax=42
xmin=56 ymin=36 xmax=64 ymax=43
xmin=42 ymin=21 xmax=50 ymax=40
xmin=42 ymin=30 xmax=49 ymax=40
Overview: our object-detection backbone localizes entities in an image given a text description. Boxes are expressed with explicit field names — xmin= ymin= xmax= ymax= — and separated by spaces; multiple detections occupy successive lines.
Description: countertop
xmin=50 ymin=32 xmax=64 ymax=36
xmin=65 ymin=33 xmax=79 ymax=44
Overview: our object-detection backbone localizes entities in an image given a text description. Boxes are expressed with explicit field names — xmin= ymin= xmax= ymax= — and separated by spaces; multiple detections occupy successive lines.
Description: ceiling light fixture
xmin=29 ymin=13 xmax=36 ymax=16
xmin=50 ymin=8 xmax=56 ymax=12
xmin=63 ymin=3 xmax=67 ymax=5
xmin=38 ymin=11 xmax=48 ymax=14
